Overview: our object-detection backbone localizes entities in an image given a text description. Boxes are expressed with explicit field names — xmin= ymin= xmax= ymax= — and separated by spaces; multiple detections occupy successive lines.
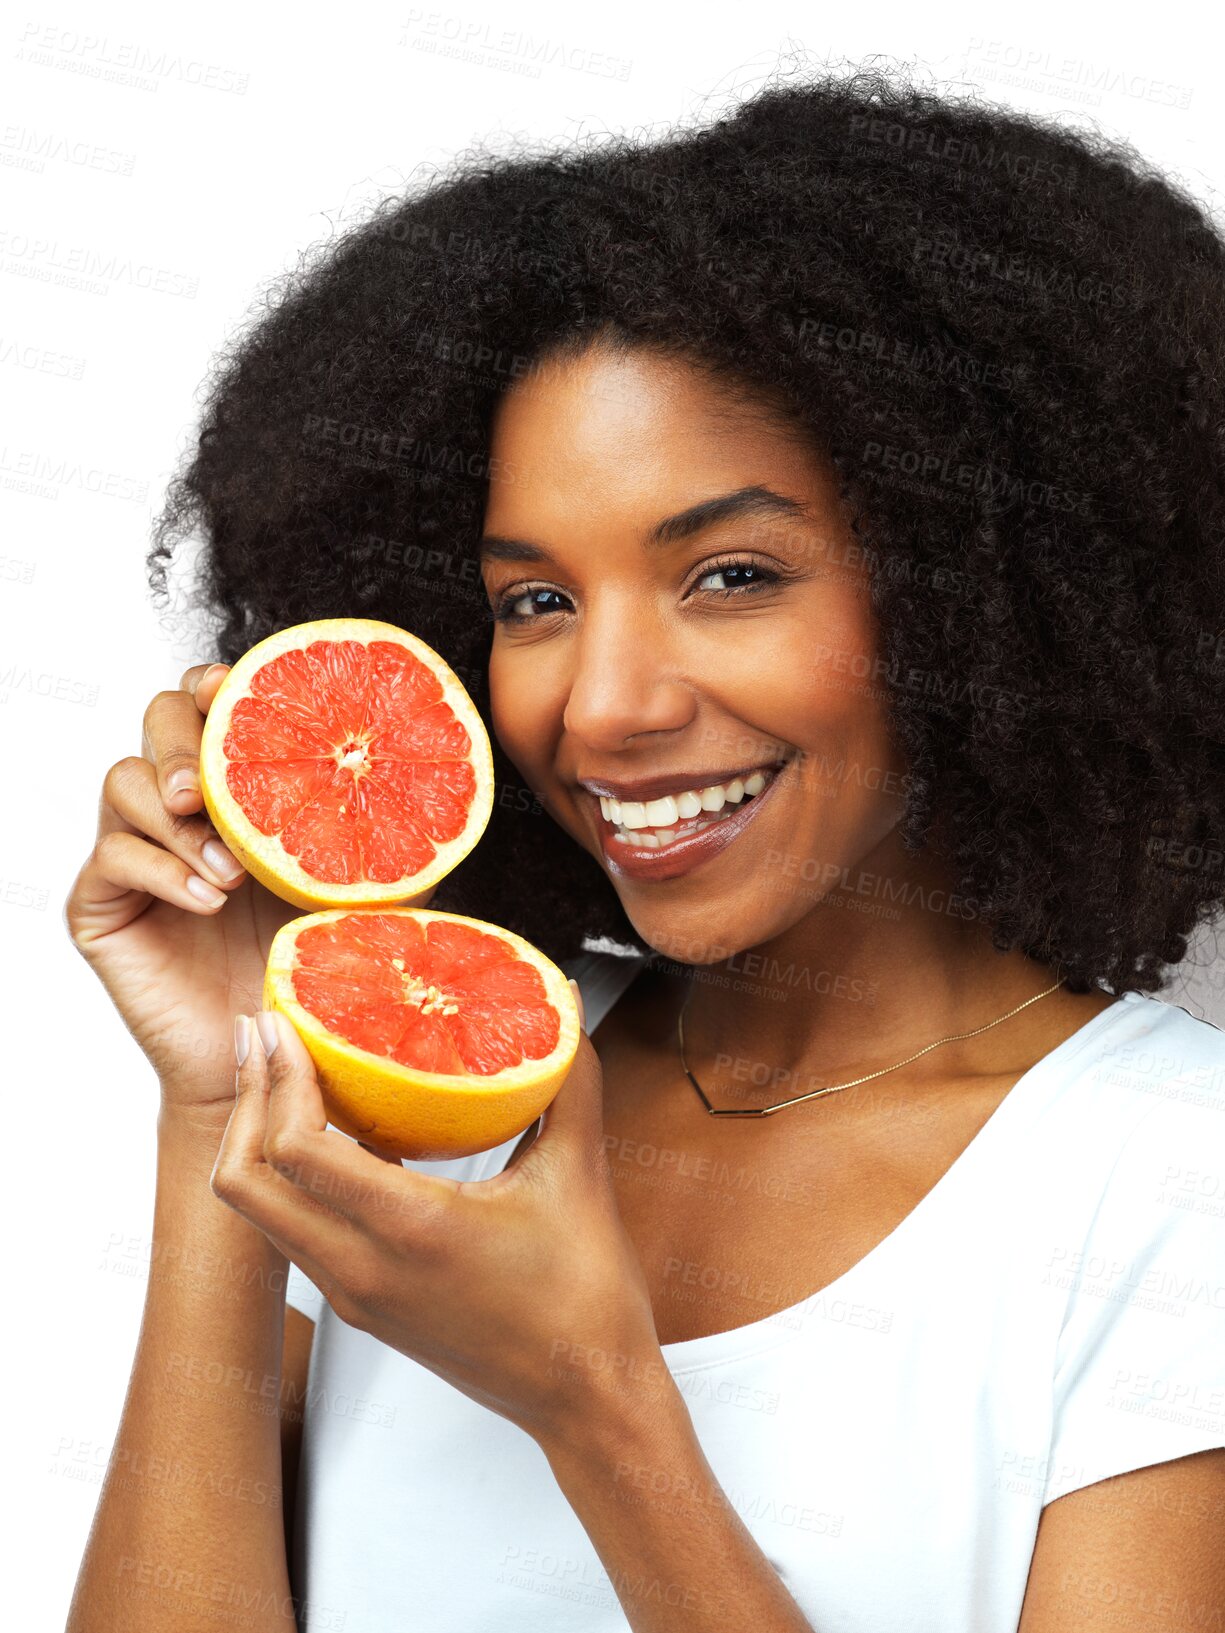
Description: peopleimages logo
xmin=1043 ymin=1247 xmax=1225 ymax=1315
xmin=860 ymin=440 xmax=1092 ymax=517
xmin=0 ymin=664 xmax=99 ymax=705
xmin=0 ymin=229 xmax=199 ymax=297
xmin=14 ymin=24 xmax=250 ymax=93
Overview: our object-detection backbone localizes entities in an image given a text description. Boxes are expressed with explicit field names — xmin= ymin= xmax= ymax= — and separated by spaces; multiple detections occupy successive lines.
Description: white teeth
xmin=637 ymin=830 xmax=661 ymax=848
xmin=643 ymin=795 xmax=679 ymax=826
xmin=597 ymin=762 xmax=782 ymax=838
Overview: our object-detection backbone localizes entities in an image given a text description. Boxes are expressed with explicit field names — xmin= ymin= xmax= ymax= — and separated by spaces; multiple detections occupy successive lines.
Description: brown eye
xmin=493 ymin=585 xmax=571 ymax=623
xmin=691 ymin=558 xmax=783 ymax=597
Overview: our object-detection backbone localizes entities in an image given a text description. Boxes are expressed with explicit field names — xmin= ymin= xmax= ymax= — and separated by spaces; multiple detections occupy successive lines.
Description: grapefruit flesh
xmin=200 ymin=618 xmax=493 ymax=910
xmin=263 ymin=907 xmax=581 ymax=1160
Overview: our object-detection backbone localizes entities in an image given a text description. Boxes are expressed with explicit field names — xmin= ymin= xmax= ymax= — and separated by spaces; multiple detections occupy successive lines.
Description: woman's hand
xmin=62 ymin=658 xmax=436 ymax=1133
xmin=63 ymin=663 xmax=299 ymax=1128
xmin=212 ymin=1008 xmax=671 ymax=1452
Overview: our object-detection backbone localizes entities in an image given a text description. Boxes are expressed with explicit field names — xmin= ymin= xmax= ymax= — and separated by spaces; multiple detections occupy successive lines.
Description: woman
xmin=65 ymin=62 xmax=1225 ymax=1632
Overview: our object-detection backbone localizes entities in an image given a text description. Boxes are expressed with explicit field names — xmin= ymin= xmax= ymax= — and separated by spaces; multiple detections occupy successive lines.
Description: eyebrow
xmin=478 ymin=484 xmax=810 ymax=564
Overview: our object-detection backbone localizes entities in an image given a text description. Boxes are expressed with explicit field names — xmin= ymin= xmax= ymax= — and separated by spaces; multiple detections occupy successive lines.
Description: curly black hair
xmin=147 ymin=56 xmax=1225 ymax=997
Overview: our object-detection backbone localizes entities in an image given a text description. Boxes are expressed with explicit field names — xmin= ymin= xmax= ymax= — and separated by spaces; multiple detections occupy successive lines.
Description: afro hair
xmin=148 ymin=57 xmax=1225 ymax=996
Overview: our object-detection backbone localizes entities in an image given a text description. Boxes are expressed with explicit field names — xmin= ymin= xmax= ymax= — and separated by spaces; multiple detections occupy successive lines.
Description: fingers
xmin=258 ymin=1005 xmax=457 ymax=1234
xmin=64 ymin=663 xmax=238 ymax=948
xmin=94 ymin=755 xmax=244 ymax=903
xmin=257 ymin=1011 xmax=443 ymax=1226
xmin=141 ymin=662 xmax=227 ymax=817
xmin=212 ymin=1013 xmax=359 ymax=1273
xmin=185 ymin=661 xmax=230 ymax=705
xmin=214 ymin=1009 xmax=462 ymax=1328
xmin=68 ymin=766 xmax=239 ymax=943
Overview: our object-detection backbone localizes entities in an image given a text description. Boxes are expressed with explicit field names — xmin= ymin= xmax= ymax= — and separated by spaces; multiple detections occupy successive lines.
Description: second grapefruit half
xmin=263 ymin=907 xmax=582 ymax=1160
xmin=200 ymin=618 xmax=493 ymax=911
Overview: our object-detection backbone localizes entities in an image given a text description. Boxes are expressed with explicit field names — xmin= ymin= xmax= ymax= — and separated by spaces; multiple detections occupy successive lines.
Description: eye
xmin=489 ymin=554 xmax=787 ymax=625
xmin=490 ymin=584 xmax=572 ymax=624
xmin=691 ymin=556 xmax=783 ymax=597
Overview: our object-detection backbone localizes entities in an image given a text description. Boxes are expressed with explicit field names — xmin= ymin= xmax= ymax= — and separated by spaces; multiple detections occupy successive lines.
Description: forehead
xmin=482 ymin=344 xmax=835 ymax=538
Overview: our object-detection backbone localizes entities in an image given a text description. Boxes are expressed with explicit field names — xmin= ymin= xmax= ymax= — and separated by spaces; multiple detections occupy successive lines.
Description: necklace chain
xmin=676 ymin=977 xmax=1066 ymax=1118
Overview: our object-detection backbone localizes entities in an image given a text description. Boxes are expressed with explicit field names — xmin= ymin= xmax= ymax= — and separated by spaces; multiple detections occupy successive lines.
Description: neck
xmin=666 ymin=826 xmax=1070 ymax=1107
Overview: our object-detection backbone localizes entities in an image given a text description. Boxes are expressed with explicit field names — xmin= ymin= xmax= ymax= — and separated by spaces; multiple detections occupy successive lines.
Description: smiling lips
xmin=599 ymin=764 xmax=779 ymax=849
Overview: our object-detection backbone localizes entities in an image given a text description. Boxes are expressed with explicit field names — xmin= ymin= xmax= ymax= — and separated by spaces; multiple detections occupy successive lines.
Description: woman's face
xmin=479 ymin=343 xmax=910 ymax=964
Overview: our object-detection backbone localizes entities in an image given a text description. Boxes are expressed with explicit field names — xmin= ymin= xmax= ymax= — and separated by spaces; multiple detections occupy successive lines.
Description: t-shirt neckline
xmin=653 ymin=989 xmax=1143 ymax=1373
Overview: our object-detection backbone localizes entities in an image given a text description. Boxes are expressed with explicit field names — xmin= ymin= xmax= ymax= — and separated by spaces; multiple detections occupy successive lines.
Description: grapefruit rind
xmin=199 ymin=618 xmax=494 ymax=912
xmin=262 ymin=907 xmax=582 ymax=1161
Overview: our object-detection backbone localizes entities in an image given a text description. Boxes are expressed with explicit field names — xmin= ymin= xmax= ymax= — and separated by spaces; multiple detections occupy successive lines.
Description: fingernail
xmin=234 ymin=1014 xmax=251 ymax=1067
xmin=255 ymin=1010 xmax=280 ymax=1057
xmin=192 ymin=663 xmax=226 ymax=696
xmin=168 ymin=769 xmax=199 ymax=797
xmin=187 ymin=874 xmax=226 ymax=905
xmin=202 ymin=838 xmax=243 ymax=879
xmin=568 ymin=978 xmax=586 ymax=1034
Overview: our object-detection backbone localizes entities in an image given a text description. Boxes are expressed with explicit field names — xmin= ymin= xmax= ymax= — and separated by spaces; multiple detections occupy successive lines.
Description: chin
xmin=612 ymin=903 xmax=775 ymax=969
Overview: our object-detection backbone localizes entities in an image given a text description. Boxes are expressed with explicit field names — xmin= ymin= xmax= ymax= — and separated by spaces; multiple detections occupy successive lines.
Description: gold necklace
xmin=676 ymin=977 xmax=1066 ymax=1118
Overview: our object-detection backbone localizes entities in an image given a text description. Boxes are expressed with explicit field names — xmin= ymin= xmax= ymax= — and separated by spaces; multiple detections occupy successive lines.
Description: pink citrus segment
xmin=262 ymin=907 xmax=582 ymax=1160
xmin=290 ymin=912 xmax=561 ymax=1077
xmin=222 ymin=639 xmax=469 ymax=884
xmin=199 ymin=619 xmax=494 ymax=910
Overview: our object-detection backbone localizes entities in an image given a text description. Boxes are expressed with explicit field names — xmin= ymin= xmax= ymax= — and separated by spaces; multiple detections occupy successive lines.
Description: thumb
xmin=534 ymin=980 xmax=604 ymax=1154
xmin=255 ymin=1007 xmax=330 ymax=1140
xmin=536 ymin=1032 xmax=605 ymax=1159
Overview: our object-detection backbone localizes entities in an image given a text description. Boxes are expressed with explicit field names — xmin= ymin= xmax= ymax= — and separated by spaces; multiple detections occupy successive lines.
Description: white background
xmin=4 ymin=2 xmax=1223 ymax=1624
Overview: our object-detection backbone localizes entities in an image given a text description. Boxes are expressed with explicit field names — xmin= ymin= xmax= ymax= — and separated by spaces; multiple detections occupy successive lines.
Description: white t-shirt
xmin=283 ymin=954 xmax=1225 ymax=1632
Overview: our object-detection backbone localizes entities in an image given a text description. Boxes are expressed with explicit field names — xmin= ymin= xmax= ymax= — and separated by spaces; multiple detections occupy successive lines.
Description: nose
xmin=561 ymin=598 xmax=694 ymax=751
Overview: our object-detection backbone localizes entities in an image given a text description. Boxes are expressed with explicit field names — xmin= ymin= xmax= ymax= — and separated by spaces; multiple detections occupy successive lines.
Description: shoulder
xmin=1012 ymin=995 xmax=1225 ymax=1327
xmin=1041 ymin=991 xmax=1225 ymax=1503
xmin=1102 ymin=993 xmax=1225 ymax=1197
xmin=1093 ymin=989 xmax=1225 ymax=1103
xmin=1045 ymin=990 xmax=1225 ymax=1319
xmin=1067 ymin=991 xmax=1225 ymax=1257
xmin=1028 ymin=991 xmax=1225 ymax=1224
xmin=1061 ymin=990 xmax=1225 ymax=1168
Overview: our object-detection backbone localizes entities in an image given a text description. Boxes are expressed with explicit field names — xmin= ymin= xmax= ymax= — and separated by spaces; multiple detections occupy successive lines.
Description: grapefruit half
xmin=199 ymin=618 xmax=493 ymax=910
xmin=263 ymin=907 xmax=581 ymax=1159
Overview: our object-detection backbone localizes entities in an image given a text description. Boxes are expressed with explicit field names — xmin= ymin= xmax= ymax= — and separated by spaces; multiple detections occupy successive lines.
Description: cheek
xmin=792 ymin=601 xmax=889 ymax=734
xmin=750 ymin=613 xmax=902 ymax=806
xmin=487 ymin=648 xmax=557 ymax=774
xmin=487 ymin=651 xmax=522 ymax=756
xmin=703 ymin=612 xmax=863 ymax=754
